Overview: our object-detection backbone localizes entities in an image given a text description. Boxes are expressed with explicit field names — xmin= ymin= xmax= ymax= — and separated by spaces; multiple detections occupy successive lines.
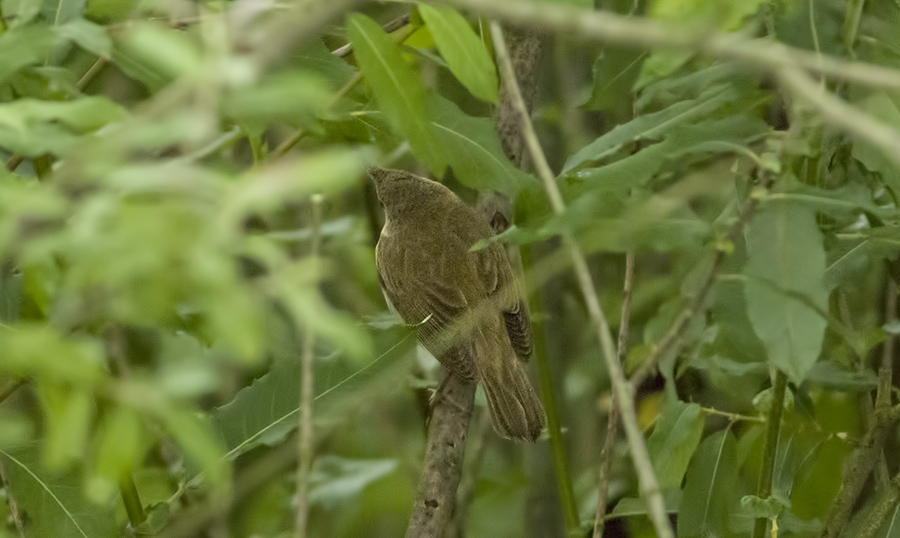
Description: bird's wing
xmin=453 ymin=208 xmax=534 ymax=361
xmin=376 ymin=238 xmax=477 ymax=382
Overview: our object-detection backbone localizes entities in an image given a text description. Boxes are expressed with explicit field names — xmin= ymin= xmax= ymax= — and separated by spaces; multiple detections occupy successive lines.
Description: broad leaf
xmin=426 ymin=93 xmax=535 ymax=197
xmin=744 ymin=200 xmax=828 ymax=383
xmin=418 ymin=4 xmax=498 ymax=103
xmin=647 ymin=397 xmax=705 ymax=489
xmin=677 ymin=429 xmax=739 ymax=538
xmin=2 ymin=0 xmax=42 ymax=28
xmin=55 ymin=19 xmax=112 ymax=58
xmin=0 ymin=27 xmax=60 ymax=84
xmin=346 ymin=13 xmax=445 ymax=175
xmin=309 ymin=456 xmax=398 ymax=508
xmin=0 ymin=445 xmax=117 ymax=538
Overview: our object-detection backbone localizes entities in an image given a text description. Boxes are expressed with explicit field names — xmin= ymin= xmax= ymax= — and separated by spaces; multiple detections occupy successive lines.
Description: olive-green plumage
xmin=370 ymin=168 xmax=546 ymax=442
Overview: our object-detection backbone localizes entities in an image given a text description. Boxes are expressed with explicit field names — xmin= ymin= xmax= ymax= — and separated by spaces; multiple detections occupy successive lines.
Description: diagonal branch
xmin=490 ymin=20 xmax=674 ymax=538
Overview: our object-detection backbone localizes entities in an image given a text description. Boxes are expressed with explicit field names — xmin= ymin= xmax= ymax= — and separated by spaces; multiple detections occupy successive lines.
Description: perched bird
xmin=370 ymin=168 xmax=546 ymax=441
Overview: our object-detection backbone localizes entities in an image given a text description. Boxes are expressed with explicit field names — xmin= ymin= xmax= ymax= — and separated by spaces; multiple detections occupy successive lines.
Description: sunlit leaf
xmin=346 ymin=13 xmax=446 ymax=175
xmin=418 ymin=4 xmax=498 ymax=103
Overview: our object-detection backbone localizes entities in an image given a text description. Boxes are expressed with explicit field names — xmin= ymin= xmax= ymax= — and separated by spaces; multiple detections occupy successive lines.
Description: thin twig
xmin=779 ymin=68 xmax=900 ymax=166
xmin=593 ymin=252 xmax=634 ymax=538
xmin=445 ymin=0 xmax=900 ymax=91
xmin=490 ymin=21 xmax=674 ymax=538
xmin=294 ymin=194 xmax=324 ymax=538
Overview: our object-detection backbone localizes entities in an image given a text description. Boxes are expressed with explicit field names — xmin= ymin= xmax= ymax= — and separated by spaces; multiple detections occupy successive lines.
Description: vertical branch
xmin=405 ymin=378 xmax=476 ymax=538
xmin=593 ymin=252 xmax=634 ymax=538
xmin=490 ymin=21 xmax=674 ymax=538
xmin=752 ymin=370 xmax=788 ymax=538
xmin=295 ymin=194 xmax=324 ymax=538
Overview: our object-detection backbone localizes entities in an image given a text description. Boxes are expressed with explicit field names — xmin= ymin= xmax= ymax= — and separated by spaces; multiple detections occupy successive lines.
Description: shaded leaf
xmin=55 ymin=18 xmax=112 ymax=58
xmin=426 ymin=93 xmax=535 ymax=197
xmin=309 ymin=456 xmax=398 ymax=508
xmin=0 ymin=27 xmax=60 ymax=84
xmin=2 ymin=0 xmax=42 ymax=28
xmin=647 ymin=397 xmax=705 ymax=489
xmin=677 ymin=429 xmax=739 ymax=538
xmin=744 ymin=200 xmax=829 ymax=383
xmin=0 ymin=444 xmax=117 ymax=538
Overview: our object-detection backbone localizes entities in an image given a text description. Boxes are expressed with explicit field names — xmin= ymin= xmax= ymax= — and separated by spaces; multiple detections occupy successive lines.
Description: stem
xmin=490 ymin=21 xmax=674 ymax=538
xmin=752 ymin=370 xmax=787 ymax=538
xmin=593 ymin=252 xmax=634 ymax=538
xmin=521 ymin=244 xmax=579 ymax=533
xmin=120 ymin=472 xmax=147 ymax=528
xmin=294 ymin=194 xmax=324 ymax=538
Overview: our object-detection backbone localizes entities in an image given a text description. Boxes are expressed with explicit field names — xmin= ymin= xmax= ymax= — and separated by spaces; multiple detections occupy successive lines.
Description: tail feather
xmin=481 ymin=359 xmax=546 ymax=442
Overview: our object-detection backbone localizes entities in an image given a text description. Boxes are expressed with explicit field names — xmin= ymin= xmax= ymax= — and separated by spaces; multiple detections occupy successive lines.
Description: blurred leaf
xmin=0 ymin=444 xmax=117 ymax=538
xmin=426 ymin=93 xmax=535 ymax=197
xmin=677 ymin=429 xmax=739 ymax=538
xmin=309 ymin=455 xmax=398 ymax=508
xmin=609 ymin=490 xmax=681 ymax=518
xmin=210 ymin=323 xmax=415 ymax=462
xmin=89 ymin=407 xmax=143 ymax=503
xmin=224 ymin=71 xmax=332 ymax=134
xmin=41 ymin=0 xmax=85 ymax=26
xmin=346 ymin=13 xmax=446 ymax=175
xmin=647 ymin=397 xmax=705 ymax=490
xmin=118 ymin=22 xmax=202 ymax=81
xmin=0 ymin=97 xmax=125 ymax=156
xmin=825 ymin=227 xmax=900 ymax=289
xmin=2 ymin=0 xmax=42 ymax=28
xmin=744 ymin=200 xmax=828 ymax=384
xmin=852 ymin=92 xmax=900 ymax=195
xmin=135 ymin=502 xmax=170 ymax=535
xmin=740 ymin=494 xmax=785 ymax=519
xmin=0 ymin=325 xmax=105 ymax=384
xmin=806 ymin=360 xmax=877 ymax=391
xmin=0 ymin=27 xmax=60 ymax=84
xmin=418 ymin=4 xmax=498 ymax=103
xmin=0 ymin=266 xmax=22 ymax=324
xmin=55 ymin=18 xmax=112 ymax=58
xmin=37 ymin=385 xmax=94 ymax=469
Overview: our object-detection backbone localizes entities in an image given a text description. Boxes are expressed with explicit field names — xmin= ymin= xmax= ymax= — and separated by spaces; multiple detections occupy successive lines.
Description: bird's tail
xmin=479 ymin=351 xmax=546 ymax=442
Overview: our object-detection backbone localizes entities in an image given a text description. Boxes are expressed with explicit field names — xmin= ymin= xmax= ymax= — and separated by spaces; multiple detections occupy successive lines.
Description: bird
xmin=370 ymin=167 xmax=546 ymax=441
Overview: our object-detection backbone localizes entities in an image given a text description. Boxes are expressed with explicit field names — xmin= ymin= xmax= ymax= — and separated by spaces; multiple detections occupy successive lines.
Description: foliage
xmin=0 ymin=0 xmax=898 ymax=537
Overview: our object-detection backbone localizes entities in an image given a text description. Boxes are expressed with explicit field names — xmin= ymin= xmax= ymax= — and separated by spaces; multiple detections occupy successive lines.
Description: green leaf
xmin=2 ymin=0 xmax=42 ymax=28
xmin=426 ymin=93 xmax=535 ymax=197
xmin=0 ymin=444 xmax=118 ymax=538
xmin=825 ymin=228 xmax=900 ymax=288
xmin=55 ymin=18 xmax=112 ymax=58
xmin=210 ymin=323 xmax=415 ymax=463
xmin=582 ymin=45 xmax=645 ymax=111
xmin=0 ymin=265 xmax=22 ymax=324
xmin=0 ymin=97 xmax=125 ymax=156
xmin=677 ymin=429 xmax=739 ymax=538
xmin=118 ymin=22 xmax=202 ymax=81
xmin=647 ymin=397 xmax=705 ymax=489
xmin=224 ymin=71 xmax=332 ymax=133
xmin=877 ymin=504 xmax=900 ymax=538
xmin=41 ymin=0 xmax=85 ymax=26
xmin=418 ymin=4 xmax=498 ymax=103
xmin=346 ymin=13 xmax=446 ymax=175
xmin=744 ymin=200 xmax=828 ymax=384
xmin=852 ymin=92 xmax=900 ymax=194
xmin=563 ymin=85 xmax=739 ymax=173
xmin=309 ymin=456 xmax=398 ymax=508
xmin=0 ymin=27 xmax=60 ymax=84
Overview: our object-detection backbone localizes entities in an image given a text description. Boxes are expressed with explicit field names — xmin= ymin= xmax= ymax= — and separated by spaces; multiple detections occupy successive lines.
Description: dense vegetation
xmin=2 ymin=0 xmax=900 ymax=537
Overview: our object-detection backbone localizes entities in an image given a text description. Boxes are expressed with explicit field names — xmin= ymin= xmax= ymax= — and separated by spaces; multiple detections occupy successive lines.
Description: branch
xmin=295 ymin=194 xmax=323 ymax=538
xmin=822 ymin=369 xmax=899 ymax=538
xmin=490 ymin=20 xmax=674 ymax=538
xmin=405 ymin=377 xmax=476 ymax=538
xmin=443 ymin=0 xmax=900 ymax=91
xmin=593 ymin=252 xmax=634 ymax=538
